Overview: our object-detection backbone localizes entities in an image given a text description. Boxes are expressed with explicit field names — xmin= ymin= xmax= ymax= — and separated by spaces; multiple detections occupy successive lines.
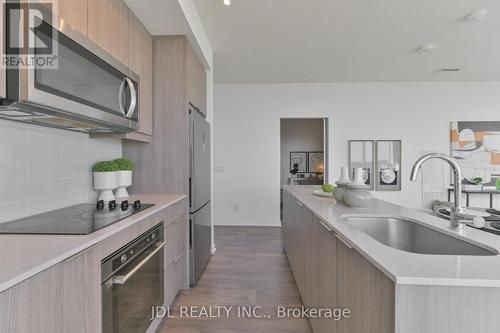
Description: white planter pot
xmin=93 ymin=171 xmax=119 ymax=202
xmin=115 ymin=170 xmax=132 ymax=200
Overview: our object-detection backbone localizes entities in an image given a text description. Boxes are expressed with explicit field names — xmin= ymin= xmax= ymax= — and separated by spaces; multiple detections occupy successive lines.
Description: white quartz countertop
xmin=284 ymin=185 xmax=500 ymax=287
xmin=0 ymin=194 xmax=186 ymax=292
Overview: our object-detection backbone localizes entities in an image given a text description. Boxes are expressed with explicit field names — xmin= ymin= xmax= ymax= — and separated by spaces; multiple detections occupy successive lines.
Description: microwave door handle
xmin=118 ymin=78 xmax=127 ymax=116
xmin=112 ymin=241 xmax=165 ymax=285
xmin=124 ymin=77 xmax=137 ymax=119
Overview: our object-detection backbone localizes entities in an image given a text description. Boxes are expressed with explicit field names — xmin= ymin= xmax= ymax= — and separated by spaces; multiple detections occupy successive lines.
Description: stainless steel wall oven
xmin=101 ymin=224 xmax=164 ymax=333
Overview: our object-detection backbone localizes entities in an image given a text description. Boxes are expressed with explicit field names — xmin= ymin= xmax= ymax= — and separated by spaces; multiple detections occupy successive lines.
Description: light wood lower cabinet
xmin=0 ymin=200 xmax=188 ymax=332
xmin=0 ymin=244 xmax=102 ymax=333
xmin=165 ymin=216 xmax=188 ymax=270
xmin=282 ymin=192 xmax=395 ymax=333
xmin=336 ymin=237 xmax=395 ymax=333
xmin=164 ymin=249 xmax=187 ymax=307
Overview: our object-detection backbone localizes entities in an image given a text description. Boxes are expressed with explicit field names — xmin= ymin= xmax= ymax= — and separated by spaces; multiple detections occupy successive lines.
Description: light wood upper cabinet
xmin=87 ymin=0 xmax=129 ymax=67
xmin=186 ymin=43 xmax=207 ymax=112
xmin=54 ymin=0 xmax=88 ymax=36
xmin=127 ymin=11 xmax=153 ymax=137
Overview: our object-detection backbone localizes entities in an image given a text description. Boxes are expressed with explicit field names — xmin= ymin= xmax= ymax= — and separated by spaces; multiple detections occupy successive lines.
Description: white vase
xmin=93 ymin=171 xmax=119 ymax=202
xmin=115 ymin=170 xmax=132 ymax=200
xmin=344 ymin=188 xmax=373 ymax=209
xmin=339 ymin=166 xmax=351 ymax=183
xmin=351 ymin=167 xmax=366 ymax=186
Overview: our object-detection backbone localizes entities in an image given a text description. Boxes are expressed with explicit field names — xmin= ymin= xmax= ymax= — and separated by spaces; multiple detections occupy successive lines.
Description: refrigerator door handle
xmin=189 ymin=177 xmax=192 ymax=209
xmin=189 ymin=218 xmax=193 ymax=249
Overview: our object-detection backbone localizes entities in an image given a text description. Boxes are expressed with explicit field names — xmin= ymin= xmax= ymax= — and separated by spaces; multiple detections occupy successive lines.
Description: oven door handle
xmin=112 ymin=241 xmax=165 ymax=285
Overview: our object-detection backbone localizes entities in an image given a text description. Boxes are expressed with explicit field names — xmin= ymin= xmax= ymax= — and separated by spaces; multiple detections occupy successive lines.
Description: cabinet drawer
xmin=164 ymin=216 xmax=187 ymax=268
xmin=155 ymin=199 xmax=186 ymax=227
xmin=172 ymin=199 xmax=186 ymax=222
xmin=164 ymin=249 xmax=186 ymax=307
xmin=156 ymin=206 xmax=172 ymax=226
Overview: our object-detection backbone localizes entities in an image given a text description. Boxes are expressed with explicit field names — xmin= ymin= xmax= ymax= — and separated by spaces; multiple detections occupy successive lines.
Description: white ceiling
xmin=125 ymin=0 xmax=213 ymax=69
xmin=194 ymin=0 xmax=500 ymax=83
xmin=125 ymin=0 xmax=188 ymax=35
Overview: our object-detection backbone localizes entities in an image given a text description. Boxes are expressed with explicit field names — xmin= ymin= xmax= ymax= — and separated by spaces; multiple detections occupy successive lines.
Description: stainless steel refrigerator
xmin=189 ymin=107 xmax=211 ymax=285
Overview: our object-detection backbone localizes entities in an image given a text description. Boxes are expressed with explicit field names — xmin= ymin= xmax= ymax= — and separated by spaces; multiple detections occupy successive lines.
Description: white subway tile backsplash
xmin=29 ymin=163 xmax=90 ymax=181
xmin=0 ymin=179 xmax=61 ymax=202
xmin=62 ymin=177 xmax=92 ymax=193
xmin=0 ymin=200 xmax=30 ymax=223
xmin=28 ymin=127 xmax=86 ymax=148
xmin=61 ymin=148 xmax=106 ymax=164
xmin=105 ymin=150 xmax=122 ymax=160
xmin=0 ymin=120 xmax=122 ymax=221
xmin=28 ymin=164 xmax=61 ymax=181
xmin=0 ymin=145 xmax=61 ymax=163
xmin=29 ymin=191 xmax=89 ymax=215
xmin=0 ymin=122 xmax=28 ymax=144
xmin=58 ymin=163 xmax=91 ymax=178
xmin=0 ymin=164 xmax=28 ymax=183
xmin=87 ymin=137 xmax=122 ymax=151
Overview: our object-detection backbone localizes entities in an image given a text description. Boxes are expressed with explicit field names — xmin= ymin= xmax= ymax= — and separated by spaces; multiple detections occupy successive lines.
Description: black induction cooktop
xmin=0 ymin=200 xmax=154 ymax=235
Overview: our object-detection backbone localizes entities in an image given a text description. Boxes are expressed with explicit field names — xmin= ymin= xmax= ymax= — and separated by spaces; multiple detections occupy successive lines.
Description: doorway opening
xmin=280 ymin=118 xmax=329 ymax=220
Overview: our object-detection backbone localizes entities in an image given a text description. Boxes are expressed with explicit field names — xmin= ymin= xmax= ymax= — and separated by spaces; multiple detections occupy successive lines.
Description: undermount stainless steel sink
xmin=344 ymin=216 xmax=498 ymax=256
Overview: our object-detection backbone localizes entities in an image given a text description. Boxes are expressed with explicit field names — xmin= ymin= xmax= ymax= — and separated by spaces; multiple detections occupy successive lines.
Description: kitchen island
xmin=283 ymin=185 xmax=500 ymax=333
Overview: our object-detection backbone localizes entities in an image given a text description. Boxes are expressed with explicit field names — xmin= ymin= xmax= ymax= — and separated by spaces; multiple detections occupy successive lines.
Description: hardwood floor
xmin=158 ymin=226 xmax=312 ymax=333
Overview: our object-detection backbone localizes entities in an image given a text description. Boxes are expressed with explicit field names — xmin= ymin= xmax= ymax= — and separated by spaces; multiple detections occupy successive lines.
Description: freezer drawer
xmin=190 ymin=202 xmax=211 ymax=285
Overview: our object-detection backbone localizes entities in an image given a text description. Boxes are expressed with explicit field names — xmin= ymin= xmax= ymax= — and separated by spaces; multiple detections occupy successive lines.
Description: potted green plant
xmin=93 ymin=161 xmax=119 ymax=202
xmin=472 ymin=176 xmax=484 ymax=190
xmin=114 ymin=158 xmax=135 ymax=200
xmin=496 ymin=178 xmax=500 ymax=192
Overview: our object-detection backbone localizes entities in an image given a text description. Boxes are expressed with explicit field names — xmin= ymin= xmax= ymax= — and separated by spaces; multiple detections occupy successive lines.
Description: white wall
xmin=280 ymin=118 xmax=324 ymax=185
xmin=213 ymin=82 xmax=500 ymax=226
xmin=0 ymin=120 xmax=121 ymax=223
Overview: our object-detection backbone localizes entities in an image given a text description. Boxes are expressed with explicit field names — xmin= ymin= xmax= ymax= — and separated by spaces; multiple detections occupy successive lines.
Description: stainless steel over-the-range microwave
xmin=0 ymin=3 xmax=139 ymax=133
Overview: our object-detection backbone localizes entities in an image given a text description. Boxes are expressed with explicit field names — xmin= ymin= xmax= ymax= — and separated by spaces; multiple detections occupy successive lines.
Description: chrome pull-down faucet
xmin=410 ymin=153 xmax=485 ymax=230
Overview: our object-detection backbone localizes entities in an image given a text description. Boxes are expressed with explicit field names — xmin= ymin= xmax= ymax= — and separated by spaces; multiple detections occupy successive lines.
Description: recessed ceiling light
xmin=224 ymin=0 xmax=231 ymax=6
xmin=416 ymin=43 xmax=437 ymax=54
xmin=464 ymin=9 xmax=487 ymax=22
xmin=438 ymin=68 xmax=462 ymax=72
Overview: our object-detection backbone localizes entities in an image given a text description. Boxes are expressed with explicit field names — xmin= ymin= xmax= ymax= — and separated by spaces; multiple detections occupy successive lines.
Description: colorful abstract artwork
xmin=450 ymin=121 xmax=500 ymax=186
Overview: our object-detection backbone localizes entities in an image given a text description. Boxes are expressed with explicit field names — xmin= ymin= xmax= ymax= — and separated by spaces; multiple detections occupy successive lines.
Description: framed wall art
xmin=308 ymin=152 xmax=324 ymax=173
xmin=290 ymin=152 xmax=308 ymax=173
xmin=451 ymin=121 xmax=500 ymax=186
xmin=375 ymin=140 xmax=402 ymax=191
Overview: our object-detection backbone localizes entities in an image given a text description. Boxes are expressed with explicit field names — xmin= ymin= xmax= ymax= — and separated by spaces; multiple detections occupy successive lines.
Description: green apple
xmin=322 ymin=184 xmax=335 ymax=193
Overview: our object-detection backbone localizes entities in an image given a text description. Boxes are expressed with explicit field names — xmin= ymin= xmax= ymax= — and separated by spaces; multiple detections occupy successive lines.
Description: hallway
xmin=158 ymin=227 xmax=312 ymax=333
